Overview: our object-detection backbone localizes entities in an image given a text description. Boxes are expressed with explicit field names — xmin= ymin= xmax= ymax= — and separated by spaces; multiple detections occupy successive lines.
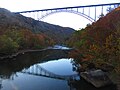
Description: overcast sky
xmin=0 ymin=0 xmax=120 ymax=29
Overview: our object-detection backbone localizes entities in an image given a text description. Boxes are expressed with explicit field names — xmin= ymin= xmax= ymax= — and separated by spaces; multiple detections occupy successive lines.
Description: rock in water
xmin=80 ymin=69 xmax=113 ymax=88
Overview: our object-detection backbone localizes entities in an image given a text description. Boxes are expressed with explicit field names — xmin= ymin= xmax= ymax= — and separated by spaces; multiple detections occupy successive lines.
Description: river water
xmin=0 ymin=46 xmax=117 ymax=90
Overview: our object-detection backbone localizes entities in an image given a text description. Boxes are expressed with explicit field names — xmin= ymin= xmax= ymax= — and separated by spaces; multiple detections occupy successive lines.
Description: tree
xmin=5 ymin=29 xmax=24 ymax=47
xmin=107 ymin=7 xmax=114 ymax=13
xmin=0 ymin=35 xmax=19 ymax=54
xmin=98 ymin=13 xmax=104 ymax=19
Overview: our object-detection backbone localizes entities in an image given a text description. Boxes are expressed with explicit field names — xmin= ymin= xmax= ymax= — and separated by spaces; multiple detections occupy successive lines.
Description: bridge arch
xmin=39 ymin=10 xmax=95 ymax=22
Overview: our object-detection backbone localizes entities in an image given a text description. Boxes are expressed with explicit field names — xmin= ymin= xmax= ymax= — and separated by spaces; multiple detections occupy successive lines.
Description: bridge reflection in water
xmin=0 ymin=49 xmax=117 ymax=90
xmin=21 ymin=64 xmax=79 ymax=80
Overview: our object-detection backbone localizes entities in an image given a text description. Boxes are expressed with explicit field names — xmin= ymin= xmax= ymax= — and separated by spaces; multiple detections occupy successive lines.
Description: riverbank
xmin=0 ymin=49 xmax=45 ymax=60
xmin=0 ymin=45 xmax=73 ymax=61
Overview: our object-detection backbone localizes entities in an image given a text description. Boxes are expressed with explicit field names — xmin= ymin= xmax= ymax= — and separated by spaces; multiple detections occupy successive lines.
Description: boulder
xmin=80 ymin=69 xmax=113 ymax=88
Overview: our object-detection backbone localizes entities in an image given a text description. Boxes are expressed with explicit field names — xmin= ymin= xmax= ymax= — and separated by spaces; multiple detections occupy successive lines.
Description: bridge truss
xmin=14 ymin=3 xmax=120 ymax=22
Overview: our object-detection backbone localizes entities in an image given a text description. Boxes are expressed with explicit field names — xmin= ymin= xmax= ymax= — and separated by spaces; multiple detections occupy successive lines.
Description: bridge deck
xmin=14 ymin=3 xmax=120 ymax=13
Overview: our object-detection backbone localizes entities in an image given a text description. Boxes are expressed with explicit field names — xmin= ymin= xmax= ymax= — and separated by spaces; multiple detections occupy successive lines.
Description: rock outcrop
xmin=80 ymin=69 xmax=113 ymax=88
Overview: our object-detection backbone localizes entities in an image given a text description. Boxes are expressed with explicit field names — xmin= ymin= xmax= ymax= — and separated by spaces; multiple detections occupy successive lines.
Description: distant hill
xmin=0 ymin=8 xmax=75 ymax=43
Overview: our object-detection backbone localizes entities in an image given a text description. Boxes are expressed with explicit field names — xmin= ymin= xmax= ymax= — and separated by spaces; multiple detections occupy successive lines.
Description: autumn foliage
xmin=68 ymin=7 xmax=120 ymax=73
xmin=0 ymin=27 xmax=54 ymax=54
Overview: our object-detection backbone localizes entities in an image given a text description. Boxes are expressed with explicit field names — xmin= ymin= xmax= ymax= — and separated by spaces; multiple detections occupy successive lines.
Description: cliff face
xmin=0 ymin=8 xmax=75 ymax=43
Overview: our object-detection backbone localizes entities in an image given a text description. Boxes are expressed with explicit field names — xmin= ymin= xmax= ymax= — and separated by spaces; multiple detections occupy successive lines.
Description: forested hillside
xmin=0 ymin=8 xmax=74 ymax=56
xmin=68 ymin=7 xmax=120 ymax=73
xmin=0 ymin=8 xmax=75 ymax=54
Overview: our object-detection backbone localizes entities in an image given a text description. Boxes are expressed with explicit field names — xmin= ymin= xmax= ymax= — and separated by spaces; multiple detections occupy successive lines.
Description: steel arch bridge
xmin=14 ymin=3 xmax=120 ymax=22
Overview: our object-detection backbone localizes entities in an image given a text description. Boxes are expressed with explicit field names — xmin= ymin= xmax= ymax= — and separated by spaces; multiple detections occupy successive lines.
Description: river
xmin=0 ymin=46 xmax=117 ymax=90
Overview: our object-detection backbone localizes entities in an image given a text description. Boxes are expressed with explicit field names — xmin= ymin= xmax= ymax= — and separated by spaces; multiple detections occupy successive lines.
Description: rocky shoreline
xmin=78 ymin=62 xmax=119 ymax=89
xmin=80 ymin=69 xmax=113 ymax=88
